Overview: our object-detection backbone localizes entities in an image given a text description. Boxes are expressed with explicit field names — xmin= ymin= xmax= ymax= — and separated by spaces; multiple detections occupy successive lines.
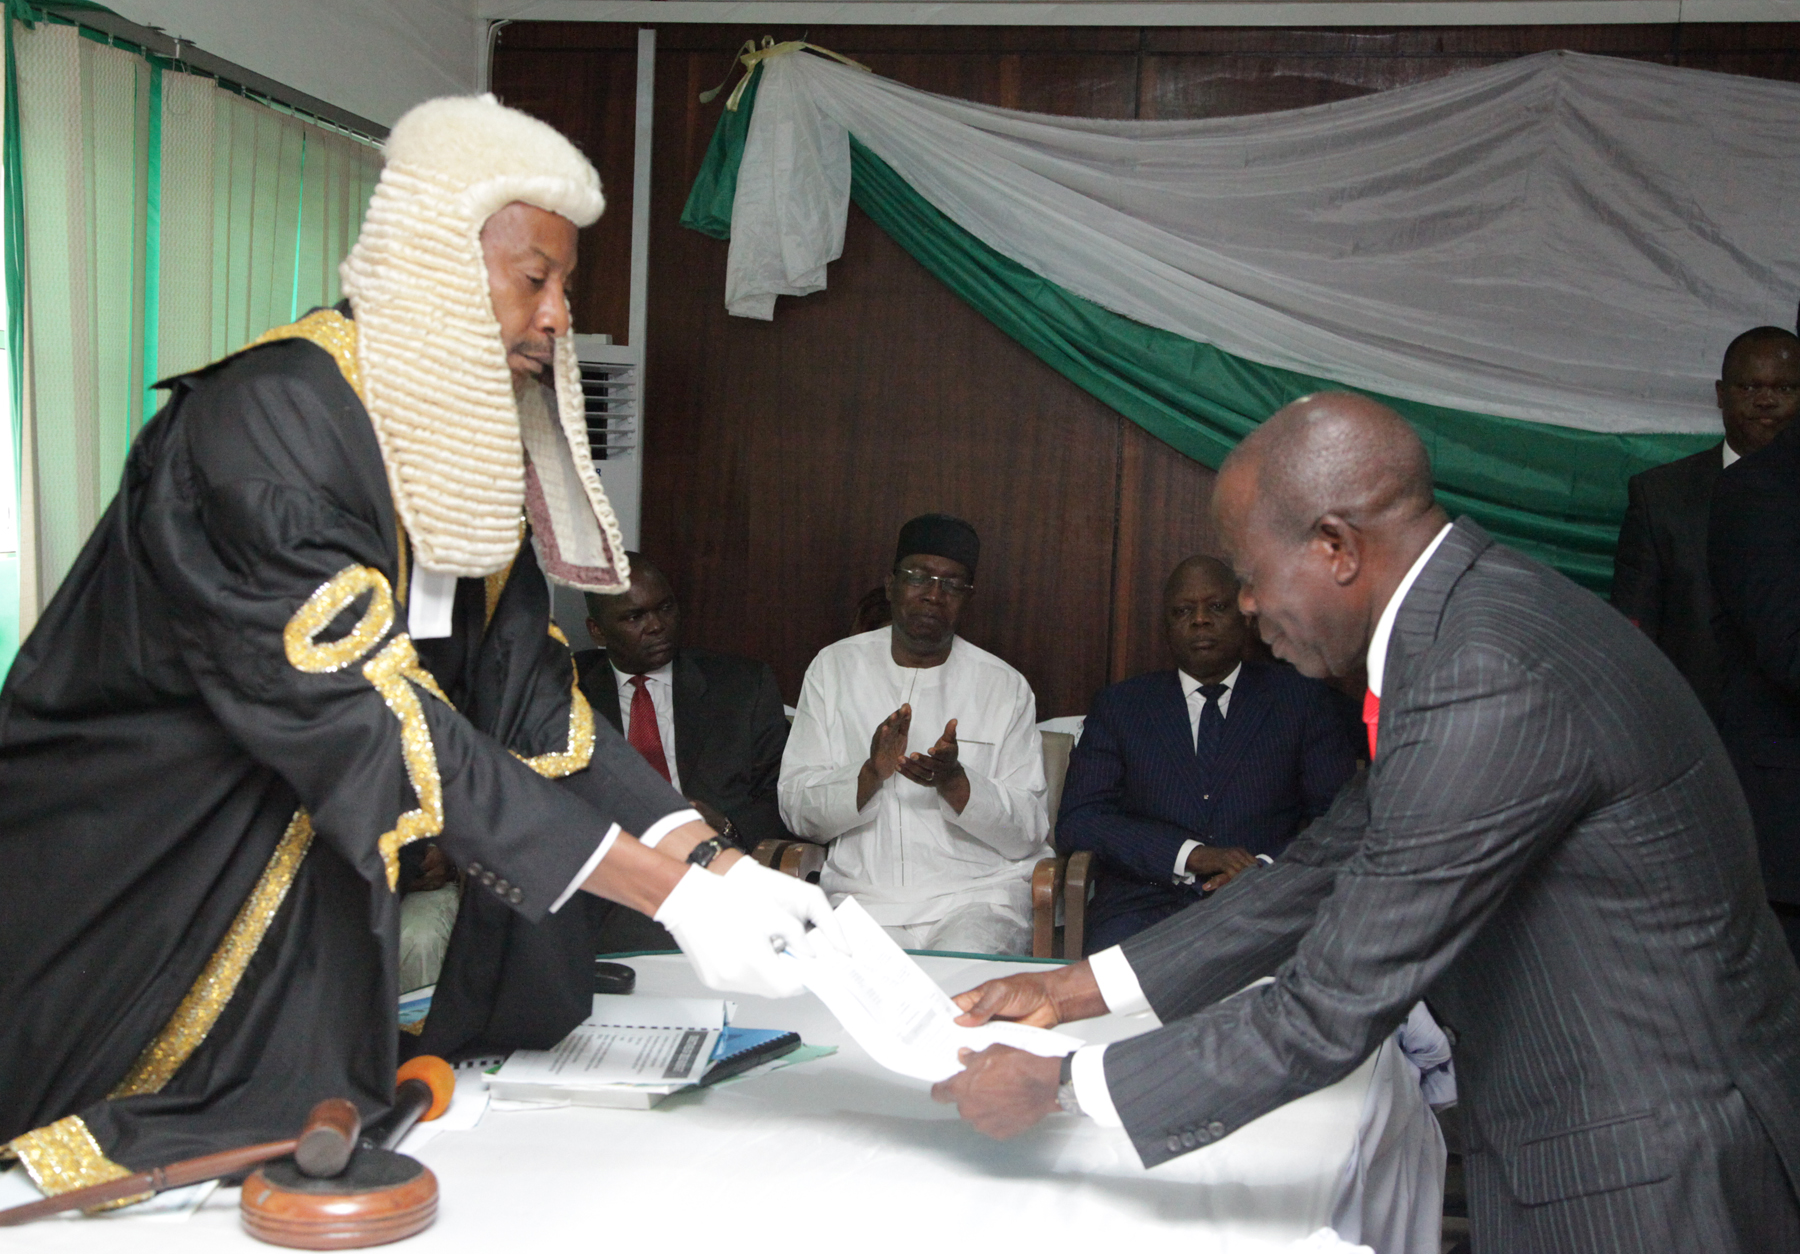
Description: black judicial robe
xmin=0 ymin=326 xmax=686 ymax=1190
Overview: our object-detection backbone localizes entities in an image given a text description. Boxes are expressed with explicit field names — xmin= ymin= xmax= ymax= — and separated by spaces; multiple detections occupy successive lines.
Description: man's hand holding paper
xmin=789 ymin=897 xmax=1085 ymax=1082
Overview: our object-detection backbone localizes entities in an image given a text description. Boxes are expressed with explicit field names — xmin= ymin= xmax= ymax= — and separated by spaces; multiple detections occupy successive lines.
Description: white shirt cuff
xmin=1070 ymin=1044 xmax=1123 ymax=1127
xmin=1256 ymin=853 xmax=1274 ymax=865
xmin=1088 ymin=944 xmax=1150 ymax=1016
xmin=549 ymin=823 xmax=621 ymax=914
xmin=639 ymin=808 xmax=703 ymax=850
xmin=1173 ymin=838 xmax=1203 ymax=884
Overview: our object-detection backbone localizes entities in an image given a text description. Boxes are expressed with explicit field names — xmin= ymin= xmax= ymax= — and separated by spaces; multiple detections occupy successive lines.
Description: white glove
xmin=654 ymin=865 xmax=814 ymax=998
xmin=724 ymin=857 xmax=848 ymax=957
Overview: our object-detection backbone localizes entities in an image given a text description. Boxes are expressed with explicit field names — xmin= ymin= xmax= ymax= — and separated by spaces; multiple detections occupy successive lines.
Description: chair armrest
xmin=777 ymin=841 xmax=825 ymax=882
xmin=1031 ymin=855 xmax=1067 ymax=959
xmin=1064 ymin=851 xmax=1094 ymax=960
xmin=750 ymin=839 xmax=790 ymax=869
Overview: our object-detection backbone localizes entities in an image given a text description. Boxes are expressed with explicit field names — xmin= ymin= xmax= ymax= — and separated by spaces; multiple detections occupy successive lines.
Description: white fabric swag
xmin=727 ymin=49 xmax=1800 ymax=436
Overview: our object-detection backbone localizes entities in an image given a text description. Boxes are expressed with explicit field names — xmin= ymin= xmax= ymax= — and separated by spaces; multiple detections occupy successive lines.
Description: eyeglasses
xmin=894 ymin=568 xmax=974 ymax=598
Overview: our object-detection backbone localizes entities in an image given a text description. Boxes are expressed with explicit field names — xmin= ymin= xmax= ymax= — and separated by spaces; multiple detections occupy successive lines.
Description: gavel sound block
xmin=240 ymin=1055 xmax=453 ymax=1250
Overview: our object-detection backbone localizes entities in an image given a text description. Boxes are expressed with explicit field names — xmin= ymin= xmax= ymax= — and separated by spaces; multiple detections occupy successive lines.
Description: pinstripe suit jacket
xmin=1107 ymin=520 xmax=1800 ymax=1241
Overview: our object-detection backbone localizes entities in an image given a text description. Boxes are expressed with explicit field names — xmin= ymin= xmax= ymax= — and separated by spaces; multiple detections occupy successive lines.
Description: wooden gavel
xmin=0 ymin=1055 xmax=455 ymax=1229
xmin=0 ymin=1097 xmax=360 ymax=1227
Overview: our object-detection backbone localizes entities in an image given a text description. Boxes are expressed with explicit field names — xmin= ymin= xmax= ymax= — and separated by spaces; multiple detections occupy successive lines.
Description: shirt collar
xmin=1366 ymin=523 xmax=1453 ymax=699
xmin=1180 ymin=662 xmax=1241 ymax=699
xmin=1723 ymin=440 xmax=1741 ymax=469
xmin=612 ymin=660 xmax=675 ymax=689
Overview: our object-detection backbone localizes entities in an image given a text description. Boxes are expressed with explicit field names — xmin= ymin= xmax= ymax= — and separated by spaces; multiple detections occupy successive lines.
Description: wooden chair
xmin=750 ymin=836 xmax=825 ymax=882
xmin=1029 ymin=730 xmax=1087 ymax=959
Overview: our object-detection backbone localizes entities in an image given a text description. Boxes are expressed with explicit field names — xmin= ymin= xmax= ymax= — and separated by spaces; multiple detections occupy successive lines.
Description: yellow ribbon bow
xmin=699 ymin=36 xmax=871 ymax=112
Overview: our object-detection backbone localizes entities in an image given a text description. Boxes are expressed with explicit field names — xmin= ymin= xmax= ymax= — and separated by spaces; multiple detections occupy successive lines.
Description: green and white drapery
xmin=683 ymin=49 xmax=1800 ymax=593
xmin=1 ymin=10 xmax=381 ymax=673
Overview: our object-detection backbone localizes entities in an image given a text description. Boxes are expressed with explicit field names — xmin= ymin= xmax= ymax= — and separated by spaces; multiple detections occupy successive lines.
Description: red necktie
xmin=1363 ymin=688 xmax=1380 ymax=760
xmin=627 ymin=675 xmax=671 ymax=782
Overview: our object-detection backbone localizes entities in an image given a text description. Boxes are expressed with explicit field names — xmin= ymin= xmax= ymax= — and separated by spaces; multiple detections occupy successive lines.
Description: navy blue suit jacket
xmin=1057 ymin=662 xmax=1357 ymax=953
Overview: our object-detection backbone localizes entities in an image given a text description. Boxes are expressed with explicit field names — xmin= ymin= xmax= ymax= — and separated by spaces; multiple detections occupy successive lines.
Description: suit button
xmin=1166 ymin=1135 xmax=1182 ymax=1153
xmin=494 ymin=878 xmax=509 ymax=894
xmin=481 ymin=870 xmax=496 ymax=886
xmin=1208 ymin=1121 xmax=1225 ymax=1138
xmin=468 ymin=862 xmax=483 ymax=876
xmin=1203 ymin=794 xmax=1210 ymax=800
xmin=1181 ymin=1129 xmax=1196 ymax=1148
xmin=508 ymin=886 xmax=524 ymax=904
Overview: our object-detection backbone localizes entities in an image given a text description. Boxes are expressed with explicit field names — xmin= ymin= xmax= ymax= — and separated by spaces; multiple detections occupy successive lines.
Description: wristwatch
xmin=1056 ymin=1052 xmax=1083 ymax=1115
xmin=686 ymin=834 xmax=733 ymax=869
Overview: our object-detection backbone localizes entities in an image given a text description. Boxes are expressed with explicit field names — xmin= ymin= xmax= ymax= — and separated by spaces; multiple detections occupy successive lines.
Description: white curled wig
xmin=340 ymin=93 xmax=630 ymax=593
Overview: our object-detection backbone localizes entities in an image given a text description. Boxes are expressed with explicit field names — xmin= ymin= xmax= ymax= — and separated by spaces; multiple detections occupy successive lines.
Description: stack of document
xmin=487 ymin=997 xmax=727 ymax=1109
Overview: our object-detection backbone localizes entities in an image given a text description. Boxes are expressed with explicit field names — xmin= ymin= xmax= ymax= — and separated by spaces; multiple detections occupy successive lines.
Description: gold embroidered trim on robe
xmin=513 ymin=625 xmax=595 ymax=779
xmin=245 ymin=308 xmax=365 ymax=403
xmin=285 ymin=566 xmax=396 ymax=674
xmin=285 ymin=565 xmax=454 ymax=889
xmin=6 ymin=1116 xmax=143 ymax=1206
xmin=4 ymin=812 xmax=319 ymax=1202
xmin=112 ymin=812 xmax=316 ymax=1098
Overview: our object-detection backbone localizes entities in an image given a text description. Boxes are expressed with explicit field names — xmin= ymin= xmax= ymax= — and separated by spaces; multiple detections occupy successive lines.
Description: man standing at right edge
xmin=934 ymin=394 xmax=1800 ymax=1253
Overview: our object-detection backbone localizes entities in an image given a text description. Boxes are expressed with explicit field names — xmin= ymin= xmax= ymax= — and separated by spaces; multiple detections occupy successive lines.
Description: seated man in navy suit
xmin=1058 ymin=556 xmax=1357 ymax=952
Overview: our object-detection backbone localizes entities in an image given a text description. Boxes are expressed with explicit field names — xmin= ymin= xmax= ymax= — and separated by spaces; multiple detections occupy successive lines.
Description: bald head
xmin=1213 ymin=393 xmax=1448 ymax=679
xmin=1225 ymin=392 xmax=1438 ymax=543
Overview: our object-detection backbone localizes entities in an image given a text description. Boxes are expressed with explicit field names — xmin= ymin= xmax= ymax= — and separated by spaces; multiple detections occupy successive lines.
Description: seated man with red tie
xmin=574 ymin=552 xmax=794 ymax=951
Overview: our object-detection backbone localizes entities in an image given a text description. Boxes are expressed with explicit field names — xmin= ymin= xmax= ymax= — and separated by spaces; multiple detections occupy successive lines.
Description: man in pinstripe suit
xmin=935 ymin=394 xmax=1800 ymax=1251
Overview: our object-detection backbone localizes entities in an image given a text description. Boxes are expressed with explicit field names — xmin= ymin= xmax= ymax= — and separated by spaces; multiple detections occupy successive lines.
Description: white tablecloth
xmin=1 ymin=954 xmax=1442 ymax=1254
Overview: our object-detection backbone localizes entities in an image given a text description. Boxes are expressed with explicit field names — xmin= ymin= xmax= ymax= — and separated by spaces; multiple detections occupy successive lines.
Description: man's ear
xmin=586 ymin=616 xmax=605 ymax=648
xmin=1311 ymin=513 xmax=1364 ymax=587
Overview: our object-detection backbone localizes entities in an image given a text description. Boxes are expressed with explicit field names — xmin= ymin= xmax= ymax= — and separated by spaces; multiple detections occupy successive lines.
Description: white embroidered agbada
xmin=779 ymin=629 xmax=1049 ymax=939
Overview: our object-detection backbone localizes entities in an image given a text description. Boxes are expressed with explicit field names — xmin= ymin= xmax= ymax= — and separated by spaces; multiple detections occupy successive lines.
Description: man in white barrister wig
xmin=0 ymin=95 xmax=837 ymax=1196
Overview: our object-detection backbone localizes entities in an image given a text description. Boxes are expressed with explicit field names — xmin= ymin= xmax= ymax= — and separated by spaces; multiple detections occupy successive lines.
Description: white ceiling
xmin=106 ymin=0 xmax=484 ymax=127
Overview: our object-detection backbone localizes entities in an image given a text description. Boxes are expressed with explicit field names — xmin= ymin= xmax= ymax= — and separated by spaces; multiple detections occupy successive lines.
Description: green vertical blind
xmin=0 ymin=16 xmax=381 ymax=675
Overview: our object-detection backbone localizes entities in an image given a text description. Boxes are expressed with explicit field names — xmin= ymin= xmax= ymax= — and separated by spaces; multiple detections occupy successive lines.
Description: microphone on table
xmin=359 ymin=1055 xmax=456 ymax=1151
xmin=0 ymin=1098 xmax=361 ymax=1227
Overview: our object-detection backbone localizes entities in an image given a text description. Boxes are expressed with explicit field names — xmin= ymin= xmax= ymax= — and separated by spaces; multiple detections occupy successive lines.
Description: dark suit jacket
xmin=576 ymin=646 xmax=791 ymax=850
xmin=1056 ymin=663 xmax=1356 ymax=952
xmin=1612 ymin=443 xmax=1725 ymax=714
xmin=1710 ymin=419 xmax=1800 ymax=906
xmin=1104 ymin=520 xmax=1800 ymax=1250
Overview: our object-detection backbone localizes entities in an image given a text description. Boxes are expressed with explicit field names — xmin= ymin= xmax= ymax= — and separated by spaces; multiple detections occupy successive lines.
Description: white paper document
xmin=794 ymin=897 xmax=1084 ymax=1081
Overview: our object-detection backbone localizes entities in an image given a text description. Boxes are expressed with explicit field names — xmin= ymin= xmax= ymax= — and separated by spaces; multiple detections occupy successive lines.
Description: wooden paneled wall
xmin=493 ymin=23 xmax=1800 ymax=716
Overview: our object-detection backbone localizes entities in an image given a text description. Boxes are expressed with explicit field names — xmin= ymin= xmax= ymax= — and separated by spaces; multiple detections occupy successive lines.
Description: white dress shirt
xmin=1069 ymin=523 xmax=1455 ymax=1124
xmin=1722 ymin=440 xmax=1740 ymax=469
xmin=613 ymin=661 xmax=682 ymax=793
xmin=1172 ymin=664 xmax=1243 ymax=882
xmin=778 ymin=629 xmax=1050 ymax=927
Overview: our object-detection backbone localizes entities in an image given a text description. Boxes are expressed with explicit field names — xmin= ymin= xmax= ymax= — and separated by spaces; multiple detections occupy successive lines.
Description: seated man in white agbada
xmin=780 ymin=514 xmax=1050 ymax=954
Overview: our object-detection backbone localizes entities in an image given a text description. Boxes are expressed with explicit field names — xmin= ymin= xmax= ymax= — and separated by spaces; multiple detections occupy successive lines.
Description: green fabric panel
xmin=678 ymin=63 xmax=761 ymax=241
xmin=845 ymin=140 xmax=1710 ymax=593
xmin=678 ymin=80 xmax=1715 ymax=594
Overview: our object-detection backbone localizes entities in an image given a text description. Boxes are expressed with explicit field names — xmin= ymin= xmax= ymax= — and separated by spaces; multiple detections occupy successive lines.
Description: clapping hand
xmin=899 ymin=719 xmax=970 ymax=812
xmin=857 ymin=704 xmax=913 ymax=809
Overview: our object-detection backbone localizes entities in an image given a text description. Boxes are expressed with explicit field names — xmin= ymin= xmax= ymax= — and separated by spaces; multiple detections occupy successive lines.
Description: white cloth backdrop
xmin=727 ymin=49 xmax=1800 ymax=435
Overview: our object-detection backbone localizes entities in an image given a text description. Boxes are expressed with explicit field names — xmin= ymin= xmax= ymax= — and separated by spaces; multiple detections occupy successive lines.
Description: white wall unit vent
xmin=572 ymin=334 xmax=641 ymax=554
